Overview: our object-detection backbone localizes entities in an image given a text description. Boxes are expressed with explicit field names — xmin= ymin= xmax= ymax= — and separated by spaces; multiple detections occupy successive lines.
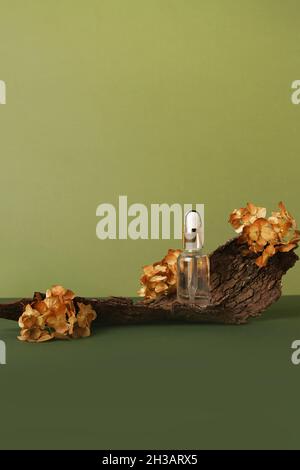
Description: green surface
xmin=0 ymin=296 xmax=300 ymax=450
xmin=0 ymin=0 xmax=300 ymax=297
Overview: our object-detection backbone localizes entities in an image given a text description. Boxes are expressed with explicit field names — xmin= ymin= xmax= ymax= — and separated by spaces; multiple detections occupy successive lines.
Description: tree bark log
xmin=0 ymin=238 xmax=298 ymax=325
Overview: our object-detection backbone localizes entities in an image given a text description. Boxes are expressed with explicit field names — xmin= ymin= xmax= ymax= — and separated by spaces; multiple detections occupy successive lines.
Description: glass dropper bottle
xmin=177 ymin=210 xmax=210 ymax=305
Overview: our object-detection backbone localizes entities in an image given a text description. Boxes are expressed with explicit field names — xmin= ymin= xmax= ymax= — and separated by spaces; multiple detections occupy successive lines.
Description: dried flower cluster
xmin=138 ymin=249 xmax=181 ymax=300
xmin=229 ymin=202 xmax=300 ymax=267
xmin=18 ymin=285 xmax=97 ymax=342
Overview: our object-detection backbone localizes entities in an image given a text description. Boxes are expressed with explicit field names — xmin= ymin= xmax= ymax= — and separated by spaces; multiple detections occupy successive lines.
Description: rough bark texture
xmin=0 ymin=238 xmax=298 ymax=325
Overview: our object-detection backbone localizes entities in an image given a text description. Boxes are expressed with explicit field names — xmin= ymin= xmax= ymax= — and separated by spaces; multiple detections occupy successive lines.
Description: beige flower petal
xmin=137 ymin=286 xmax=146 ymax=297
xmin=278 ymin=243 xmax=297 ymax=252
xmin=53 ymin=332 xmax=70 ymax=340
xmin=33 ymin=300 xmax=48 ymax=314
xmin=265 ymin=244 xmax=276 ymax=256
xmin=72 ymin=326 xmax=91 ymax=338
xmin=255 ymin=252 xmax=268 ymax=268
xmin=154 ymin=282 xmax=168 ymax=293
xmin=36 ymin=332 xmax=54 ymax=342
xmin=150 ymin=275 xmax=167 ymax=282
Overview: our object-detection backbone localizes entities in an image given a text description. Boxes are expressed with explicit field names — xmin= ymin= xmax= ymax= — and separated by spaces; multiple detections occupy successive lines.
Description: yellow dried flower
xmin=71 ymin=302 xmax=97 ymax=338
xmin=229 ymin=202 xmax=266 ymax=233
xmin=240 ymin=218 xmax=277 ymax=254
xmin=18 ymin=304 xmax=54 ymax=342
xmin=138 ymin=249 xmax=181 ymax=300
xmin=17 ymin=285 xmax=97 ymax=343
xmin=229 ymin=202 xmax=299 ymax=267
xmin=46 ymin=285 xmax=75 ymax=302
xmin=76 ymin=302 xmax=97 ymax=328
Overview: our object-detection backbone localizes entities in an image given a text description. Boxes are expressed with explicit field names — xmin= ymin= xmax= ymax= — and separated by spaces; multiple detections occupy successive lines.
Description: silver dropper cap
xmin=184 ymin=210 xmax=203 ymax=250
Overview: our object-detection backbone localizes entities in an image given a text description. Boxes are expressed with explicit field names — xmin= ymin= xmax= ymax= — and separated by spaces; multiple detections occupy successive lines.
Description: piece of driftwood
xmin=0 ymin=238 xmax=298 ymax=325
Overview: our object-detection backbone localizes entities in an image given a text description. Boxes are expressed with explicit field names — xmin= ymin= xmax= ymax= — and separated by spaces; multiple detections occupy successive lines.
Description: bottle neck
xmin=183 ymin=246 xmax=203 ymax=254
xmin=184 ymin=233 xmax=203 ymax=251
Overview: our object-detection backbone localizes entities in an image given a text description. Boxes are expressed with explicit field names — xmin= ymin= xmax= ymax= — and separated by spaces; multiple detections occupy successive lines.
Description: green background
xmin=0 ymin=0 xmax=299 ymax=296
xmin=0 ymin=296 xmax=300 ymax=450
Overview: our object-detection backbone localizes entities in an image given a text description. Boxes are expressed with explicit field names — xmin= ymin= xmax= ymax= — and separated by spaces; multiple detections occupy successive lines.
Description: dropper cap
xmin=184 ymin=210 xmax=203 ymax=251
